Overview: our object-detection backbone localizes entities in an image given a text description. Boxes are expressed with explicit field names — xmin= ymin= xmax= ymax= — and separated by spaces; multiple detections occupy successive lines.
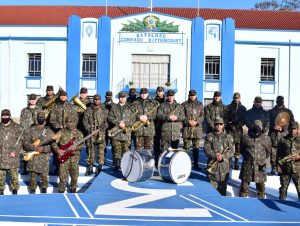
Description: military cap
xmin=156 ymin=86 xmax=164 ymax=92
xmin=80 ymin=87 xmax=88 ymax=94
xmin=276 ymin=96 xmax=284 ymax=104
xmin=233 ymin=92 xmax=241 ymax=99
xmin=29 ymin=93 xmax=37 ymax=100
xmin=37 ymin=111 xmax=46 ymax=119
xmin=118 ymin=92 xmax=126 ymax=98
xmin=93 ymin=94 xmax=101 ymax=100
xmin=46 ymin=85 xmax=54 ymax=91
xmin=140 ymin=88 xmax=148 ymax=94
xmin=189 ymin=89 xmax=197 ymax=96
xmin=105 ymin=91 xmax=113 ymax=96
xmin=59 ymin=90 xmax=67 ymax=96
xmin=254 ymin=120 xmax=263 ymax=129
xmin=254 ymin=96 xmax=262 ymax=103
xmin=214 ymin=117 xmax=224 ymax=125
xmin=1 ymin=109 xmax=11 ymax=117
xmin=166 ymin=90 xmax=175 ymax=96
xmin=213 ymin=91 xmax=221 ymax=97
xmin=289 ymin=121 xmax=299 ymax=129
xmin=129 ymin=88 xmax=136 ymax=94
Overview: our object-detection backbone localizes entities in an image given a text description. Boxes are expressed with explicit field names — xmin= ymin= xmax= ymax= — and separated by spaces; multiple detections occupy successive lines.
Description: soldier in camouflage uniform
xmin=268 ymin=96 xmax=294 ymax=175
xmin=0 ymin=109 xmax=24 ymax=195
xmin=239 ymin=120 xmax=271 ymax=199
xmin=37 ymin=85 xmax=56 ymax=112
xmin=75 ymin=87 xmax=91 ymax=135
xmin=226 ymin=92 xmax=247 ymax=170
xmin=153 ymin=86 xmax=165 ymax=168
xmin=157 ymin=90 xmax=185 ymax=150
xmin=20 ymin=93 xmax=42 ymax=175
xmin=108 ymin=92 xmax=135 ymax=169
xmin=181 ymin=89 xmax=204 ymax=170
xmin=23 ymin=112 xmax=55 ymax=194
xmin=276 ymin=121 xmax=300 ymax=200
xmin=132 ymin=88 xmax=158 ymax=150
xmin=52 ymin=116 xmax=84 ymax=193
xmin=204 ymin=91 xmax=228 ymax=133
xmin=83 ymin=94 xmax=108 ymax=175
xmin=127 ymin=88 xmax=137 ymax=105
xmin=204 ymin=118 xmax=234 ymax=196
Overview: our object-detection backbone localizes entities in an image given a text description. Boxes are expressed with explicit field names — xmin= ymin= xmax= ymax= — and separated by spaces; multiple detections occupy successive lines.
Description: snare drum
xmin=158 ymin=150 xmax=191 ymax=184
xmin=121 ymin=149 xmax=154 ymax=182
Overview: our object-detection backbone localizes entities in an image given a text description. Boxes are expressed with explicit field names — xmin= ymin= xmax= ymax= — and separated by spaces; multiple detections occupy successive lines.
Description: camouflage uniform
xmin=157 ymin=100 xmax=185 ymax=150
xmin=52 ymin=126 xmax=84 ymax=193
xmin=0 ymin=117 xmax=23 ymax=194
xmin=83 ymin=103 xmax=108 ymax=170
xmin=245 ymin=106 xmax=270 ymax=134
xmin=132 ymin=94 xmax=157 ymax=150
xmin=277 ymin=124 xmax=300 ymax=200
xmin=20 ymin=105 xmax=42 ymax=131
xmin=181 ymin=94 xmax=204 ymax=169
xmin=204 ymin=129 xmax=234 ymax=196
xmin=108 ymin=102 xmax=135 ymax=167
xmin=23 ymin=124 xmax=54 ymax=193
xmin=75 ymin=96 xmax=91 ymax=136
xmin=239 ymin=128 xmax=271 ymax=198
xmin=205 ymin=100 xmax=228 ymax=133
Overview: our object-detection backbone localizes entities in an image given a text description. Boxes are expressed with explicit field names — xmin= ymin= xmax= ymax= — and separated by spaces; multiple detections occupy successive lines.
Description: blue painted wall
xmin=66 ymin=15 xmax=81 ymax=96
xmin=221 ymin=18 xmax=235 ymax=104
xmin=97 ymin=16 xmax=111 ymax=99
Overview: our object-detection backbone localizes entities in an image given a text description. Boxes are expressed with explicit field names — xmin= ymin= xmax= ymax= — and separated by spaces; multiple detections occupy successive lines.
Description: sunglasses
xmin=215 ymin=123 xmax=223 ymax=126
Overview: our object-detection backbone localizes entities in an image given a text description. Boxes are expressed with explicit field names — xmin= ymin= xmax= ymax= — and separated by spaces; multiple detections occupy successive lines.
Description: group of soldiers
xmin=0 ymin=85 xmax=299 ymax=201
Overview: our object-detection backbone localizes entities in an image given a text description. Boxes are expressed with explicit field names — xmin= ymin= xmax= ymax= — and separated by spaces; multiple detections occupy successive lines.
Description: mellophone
xmin=121 ymin=148 xmax=192 ymax=184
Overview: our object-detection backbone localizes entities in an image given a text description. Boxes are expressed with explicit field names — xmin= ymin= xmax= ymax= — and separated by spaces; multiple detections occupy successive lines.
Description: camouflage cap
xmin=214 ymin=91 xmax=221 ymax=97
xmin=166 ymin=89 xmax=175 ymax=96
xmin=1 ymin=109 xmax=11 ymax=117
xmin=93 ymin=94 xmax=101 ymax=100
xmin=80 ymin=87 xmax=88 ymax=94
xmin=140 ymin=88 xmax=148 ymax=94
xmin=156 ymin=86 xmax=164 ymax=92
xmin=214 ymin=117 xmax=224 ymax=125
xmin=59 ymin=90 xmax=67 ymax=96
xmin=46 ymin=85 xmax=54 ymax=91
xmin=189 ymin=89 xmax=197 ymax=96
xmin=105 ymin=91 xmax=113 ymax=96
xmin=289 ymin=121 xmax=299 ymax=129
xmin=29 ymin=93 xmax=37 ymax=100
xmin=129 ymin=88 xmax=136 ymax=94
xmin=118 ymin=92 xmax=126 ymax=98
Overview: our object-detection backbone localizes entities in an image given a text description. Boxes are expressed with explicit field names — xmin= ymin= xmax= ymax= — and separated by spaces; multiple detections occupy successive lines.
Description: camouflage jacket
xmin=226 ymin=101 xmax=247 ymax=143
xmin=157 ymin=101 xmax=185 ymax=141
xmin=75 ymin=97 xmax=92 ymax=135
xmin=239 ymin=133 xmax=271 ymax=183
xmin=49 ymin=101 xmax=78 ymax=131
xmin=83 ymin=104 xmax=108 ymax=145
xmin=20 ymin=105 xmax=43 ymax=131
xmin=23 ymin=125 xmax=55 ymax=174
xmin=103 ymin=101 xmax=117 ymax=130
xmin=204 ymin=131 xmax=234 ymax=181
xmin=245 ymin=106 xmax=270 ymax=134
xmin=153 ymin=96 xmax=166 ymax=131
xmin=205 ymin=101 xmax=228 ymax=132
xmin=37 ymin=95 xmax=56 ymax=108
xmin=277 ymin=134 xmax=300 ymax=174
xmin=51 ymin=128 xmax=84 ymax=163
xmin=268 ymin=105 xmax=294 ymax=147
xmin=0 ymin=120 xmax=24 ymax=169
xmin=108 ymin=103 xmax=135 ymax=141
xmin=132 ymin=98 xmax=158 ymax=137
xmin=181 ymin=99 xmax=204 ymax=139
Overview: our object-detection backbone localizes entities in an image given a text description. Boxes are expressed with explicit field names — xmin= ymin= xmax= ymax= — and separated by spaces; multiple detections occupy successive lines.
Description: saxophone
xmin=278 ymin=152 xmax=299 ymax=165
xmin=206 ymin=147 xmax=230 ymax=174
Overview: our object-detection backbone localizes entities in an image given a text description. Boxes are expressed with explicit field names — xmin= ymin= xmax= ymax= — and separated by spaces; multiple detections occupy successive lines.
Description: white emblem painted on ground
xmin=95 ymin=179 xmax=211 ymax=217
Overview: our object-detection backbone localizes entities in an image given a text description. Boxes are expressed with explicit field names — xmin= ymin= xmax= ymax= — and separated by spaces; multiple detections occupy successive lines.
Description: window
xmin=28 ymin=53 xmax=41 ymax=77
xmin=204 ymin=98 xmax=213 ymax=106
xmin=262 ymin=100 xmax=274 ymax=110
xmin=82 ymin=54 xmax=97 ymax=77
xmin=261 ymin=58 xmax=275 ymax=81
xmin=205 ymin=56 xmax=220 ymax=80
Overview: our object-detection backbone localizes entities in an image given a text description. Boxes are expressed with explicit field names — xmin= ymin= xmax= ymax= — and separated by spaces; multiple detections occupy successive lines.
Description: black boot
xmin=58 ymin=190 xmax=64 ymax=193
xmin=12 ymin=190 xmax=17 ymax=195
xmin=30 ymin=189 xmax=35 ymax=194
xmin=114 ymin=159 xmax=121 ymax=170
xmin=193 ymin=148 xmax=200 ymax=170
xmin=0 ymin=190 xmax=3 ymax=195
xmin=70 ymin=189 xmax=77 ymax=193
xmin=233 ymin=158 xmax=240 ymax=170
xmin=84 ymin=165 xmax=93 ymax=176
xmin=41 ymin=188 xmax=47 ymax=193
xmin=95 ymin=164 xmax=103 ymax=176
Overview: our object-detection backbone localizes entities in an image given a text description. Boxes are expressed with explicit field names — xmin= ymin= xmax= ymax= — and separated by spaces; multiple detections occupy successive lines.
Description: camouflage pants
xmin=279 ymin=172 xmax=300 ymax=200
xmin=209 ymin=179 xmax=227 ymax=196
xmin=239 ymin=181 xmax=265 ymax=199
xmin=87 ymin=141 xmax=106 ymax=166
xmin=136 ymin=136 xmax=153 ymax=150
xmin=112 ymin=140 xmax=131 ymax=163
xmin=161 ymin=139 xmax=179 ymax=152
xmin=184 ymin=138 xmax=200 ymax=167
xmin=58 ymin=157 xmax=79 ymax=192
xmin=270 ymin=147 xmax=277 ymax=168
xmin=0 ymin=168 xmax=19 ymax=191
xmin=29 ymin=171 xmax=48 ymax=190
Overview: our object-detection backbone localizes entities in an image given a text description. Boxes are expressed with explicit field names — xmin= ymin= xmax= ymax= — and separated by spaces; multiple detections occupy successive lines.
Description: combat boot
xmin=114 ymin=159 xmax=121 ymax=170
xmin=41 ymin=188 xmax=47 ymax=193
xmin=70 ymin=189 xmax=77 ymax=193
xmin=84 ymin=165 xmax=93 ymax=176
xmin=30 ymin=189 xmax=36 ymax=194
xmin=0 ymin=190 xmax=3 ymax=195
xmin=12 ymin=190 xmax=17 ymax=195
xmin=233 ymin=158 xmax=240 ymax=170
xmin=95 ymin=164 xmax=103 ymax=176
xmin=193 ymin=148 xmax=200 ymax=170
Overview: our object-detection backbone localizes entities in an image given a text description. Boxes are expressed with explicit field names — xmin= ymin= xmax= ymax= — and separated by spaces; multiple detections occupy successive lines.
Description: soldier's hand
xmin=9 ymin=152 xmax=16 ymax=158
xmin=169 ymin=115 xmax=178 ymax=121
xmin=189 ymin=120 xmax=197 ymax=127
xmin=57 ymin=149 xmax=65 ymax=157
xmin=140 ymin=115 xmax=147 ymax=122
xmin=36 ymin=146 xmax=43 ymax=153
xmin=69 ymin=145 xmax=77 ymax=151
xmin=291 ymin=153 xmax=300 ymax=161
xmin=277 ymin=165 xmax=282 ymax=173
xmin=119 ymin=121 xmax=125 ymax=129
xmin=216 ymin=153 xmax=223 ymax=162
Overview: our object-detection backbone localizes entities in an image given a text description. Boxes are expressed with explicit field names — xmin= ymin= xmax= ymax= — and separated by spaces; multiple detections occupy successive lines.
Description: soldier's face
xmin=167 ymin=95 xmax=175 ymax=102
xmin=119 ymin=97 xmax=126 ymax=104
xmin=66 ymin=120 xmax=76 ymax=130
xmin=1 ymin=115 xmax=10 ymax=124
xmin=214 ymin=96 xmax=221 ymax=102
xmin=94 ymin=98 xmax=101 ymax=106
xmin=60 ymin=95 xmax=67 ymax=102
xmin=156 ymin=91 xmax=164 ymax=98
xmin=29 ymin=99 xmax=37 ymax=105
xmin=140 ymin=93 xmax=149 ymax=100
xmin=233 ymin=97 xmax=240 ymax=104
xmin=291 ymin=128 xmax=298 ymax=137
xmin=80 ymin=92 xmax=88 ymax=99
xmin=106 ymin=96 xmax=112 ymax=102
xmin=189 ymin=95 xmax=196 ymax=101
xmin=47 ymin=90 xmax=54 ymax=96
xmin=254 ymin=101 xmax=262 ymax=108
xmin=214 ymin=123 xmax=224 ymax=132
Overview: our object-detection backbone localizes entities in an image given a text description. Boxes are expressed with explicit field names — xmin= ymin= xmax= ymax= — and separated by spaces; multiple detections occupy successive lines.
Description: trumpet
xmin=278 ymin=152 xmax=299 ymax=165
xmin=207 ymin=147 xmax=230 ymax=174
xmin=71 ymin=93 xmax=87 ymax=112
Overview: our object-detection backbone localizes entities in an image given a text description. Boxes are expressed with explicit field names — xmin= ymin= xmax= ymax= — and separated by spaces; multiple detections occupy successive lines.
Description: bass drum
xmin=121 ymin=149 xmax=154 ymax=183
xmin=158 ymin=150 xmax=192 ymax=184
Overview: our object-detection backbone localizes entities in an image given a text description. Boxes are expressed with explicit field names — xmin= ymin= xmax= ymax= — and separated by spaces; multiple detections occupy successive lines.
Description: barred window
xmin=205 ymin=56 xmax=220 ymax=80
xmin=261 ymin=58 xmax=275 ymax=81
xmin=262 ymin=100 xmax=274 ymax=110
xmin=28 ymin=53 xmax=41 ymax=77
xmin=82 ymin=54 xmax=97 ymax=77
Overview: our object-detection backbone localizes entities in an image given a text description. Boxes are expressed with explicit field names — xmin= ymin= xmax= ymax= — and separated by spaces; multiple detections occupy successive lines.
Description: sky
xmin=0 ymin=0 xmax=263 ymax=10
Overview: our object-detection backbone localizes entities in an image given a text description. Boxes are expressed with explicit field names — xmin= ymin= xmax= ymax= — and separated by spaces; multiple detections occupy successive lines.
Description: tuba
xmin=71 ymin=93 xmax=87 ymax=112
xmin=275 ymin=112 xmax=290 ymax=128
xmin=43 ymin=87 xmax=63 ymax=118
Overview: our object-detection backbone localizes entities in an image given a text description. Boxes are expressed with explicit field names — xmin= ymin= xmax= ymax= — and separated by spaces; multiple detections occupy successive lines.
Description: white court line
xmin=63 ymin=193 xmax=79 ymax=218
xmin=180 ymin=195 xmax=235 ymax=221
xmin=189 ymin=194 xmax=249 ymax=222
xmin=75 ymin=193 xmax=94 ymax=219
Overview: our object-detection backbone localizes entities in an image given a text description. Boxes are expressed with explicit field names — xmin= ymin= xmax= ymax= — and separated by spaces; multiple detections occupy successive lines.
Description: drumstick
xmin=167 ymin=147 xmax=185 ymax=152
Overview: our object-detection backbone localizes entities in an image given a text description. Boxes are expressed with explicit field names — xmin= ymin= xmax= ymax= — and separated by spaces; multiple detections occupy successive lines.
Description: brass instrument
xmin=275 ymin=112 xmax=290 ymax=128
xmin=43 ymin=87 xmax=62 ymax=118
xmin=71 ymin=93 xmax=87 ymax=112
xmin=206 ymin=147 xmax=230 ymax=174
xmin=278 ymin=152 xmax=299 ymax=165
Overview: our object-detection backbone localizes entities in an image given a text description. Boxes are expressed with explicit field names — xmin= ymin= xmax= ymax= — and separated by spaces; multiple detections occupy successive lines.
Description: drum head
xmin=121 ymin=150 xmax=143 ymax=183
xmin=169 ymin=151 xmax=192 ymax=184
